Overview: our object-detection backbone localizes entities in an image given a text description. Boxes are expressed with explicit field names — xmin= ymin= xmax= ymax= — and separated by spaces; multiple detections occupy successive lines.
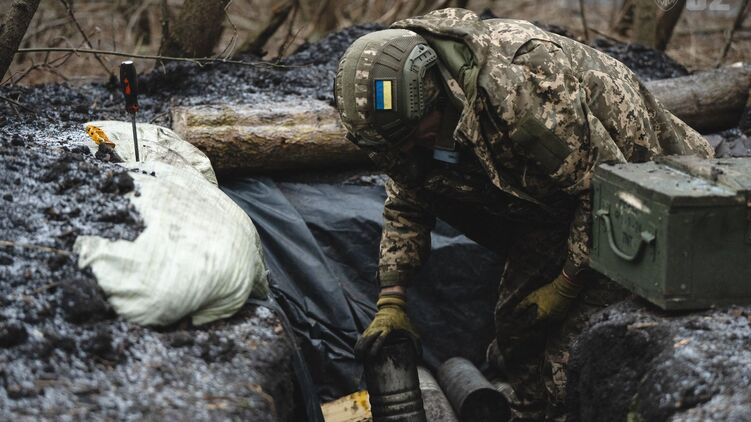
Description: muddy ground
xmin=0 ymin=130 xmax=296 ymax=420
xmin=567 ymin=300 xmax=751 ymax=421
xmin=1 ymin=20 xmax=750 ymax=421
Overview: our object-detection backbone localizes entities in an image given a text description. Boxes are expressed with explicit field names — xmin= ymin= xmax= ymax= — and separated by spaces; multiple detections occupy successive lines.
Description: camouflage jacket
xmin=374 ymin=8 xmax=713 ymax=287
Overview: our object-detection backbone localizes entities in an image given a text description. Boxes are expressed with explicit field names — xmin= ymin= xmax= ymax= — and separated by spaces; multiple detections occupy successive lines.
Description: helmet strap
xmin=431 ymin=100 xmax=461 ymax=164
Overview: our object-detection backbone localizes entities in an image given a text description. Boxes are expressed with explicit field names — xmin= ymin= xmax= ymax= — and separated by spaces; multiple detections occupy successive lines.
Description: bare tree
xmin=239 ymin=0 xmax=295 ymax=56
xmin=633 ymin=0 xmax=658 ymax=46
xmin=0 ymin=0 xmax=41 ymax=81
xmin=159 ymin=0 xmax=231 ymax=58
xmin=617 ymin=0 xmax=686 ymax=50
xmin=655 ymin=0 xmax=686 ymax=51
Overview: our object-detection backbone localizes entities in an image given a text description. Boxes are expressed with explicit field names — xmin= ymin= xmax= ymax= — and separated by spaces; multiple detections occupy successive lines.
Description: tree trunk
xmin=238 ymin=0 xmax=294 ymax=56
xmin=645 ymin=65 xmax=751 ymax=133
xmin=633 ymin=0 xmax=658 ymax=47
xmin=655 ymin=0 xmax=686 ymax=51
xmin=171 ymin=99 xmax=368 ymax=174
xmin=0 ymin=0 xmax=41 ymax=81
xmin=159 ymin=0 xmax=230 ymax=58
xmin=172 ymin=67 xmax=751 ymax=174
xmin=613 ymin=0 xmax=635 ymax=37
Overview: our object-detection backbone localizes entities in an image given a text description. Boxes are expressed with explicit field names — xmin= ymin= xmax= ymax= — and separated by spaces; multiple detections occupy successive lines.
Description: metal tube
xmin=417 ymin=366 xmax=458 ymax=422
xmin=363 ymin=337 xmax=427 ymax=422
xmin=131 ymin=114 xmax=140 ymax=162
xmin=437 ymin=357 xmax=510 ymax=422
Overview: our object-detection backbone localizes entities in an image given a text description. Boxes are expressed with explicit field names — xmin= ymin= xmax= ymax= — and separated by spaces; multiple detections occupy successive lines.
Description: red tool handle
xmin=119 ymin=61 xmax=139 ymax=114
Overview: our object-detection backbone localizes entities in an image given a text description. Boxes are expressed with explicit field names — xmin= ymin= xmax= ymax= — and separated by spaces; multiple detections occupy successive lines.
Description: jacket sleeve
xmin=378 ymin=177 xmax=436 ymax=287
xmin=498 ymin=39 xmax=627 ymax=273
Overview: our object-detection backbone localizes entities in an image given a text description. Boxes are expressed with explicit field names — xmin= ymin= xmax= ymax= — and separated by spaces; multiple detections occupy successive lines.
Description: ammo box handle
xmin=595 ymin=209 xmax=656 ymax=262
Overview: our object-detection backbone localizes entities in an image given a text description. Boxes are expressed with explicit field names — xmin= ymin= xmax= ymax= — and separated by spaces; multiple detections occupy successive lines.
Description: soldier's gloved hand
xmin=514 ymin=272 xmax=585 ymax=326
xmin=354 ymin=293 xmax=420 ymax=359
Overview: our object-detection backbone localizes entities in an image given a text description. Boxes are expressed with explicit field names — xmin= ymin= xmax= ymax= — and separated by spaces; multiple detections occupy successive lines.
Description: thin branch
xmin=218 ymin=0 xmax=239 ymax=60
xmin=275 ymin=1 xmax=301 ymax=61
xmin=589 ymin=27 xmax=628 ymax=43
xmin=16 ymin=47 xmax=300 ymax=69
xmin=579 ymin=0 xmax=591 ymax=43
xmin=0 ymin=240 xmax=71 ymax=256
xmin=717 ymin=0 xmax=751 ymax=67
xmin=0 ymin=94 xmax=37 ymax=113
xmin=58 ymin=0 xmax=115 ymax=79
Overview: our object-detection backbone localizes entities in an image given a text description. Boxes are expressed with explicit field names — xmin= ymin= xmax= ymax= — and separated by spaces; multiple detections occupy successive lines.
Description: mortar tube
xmin=363 ymin=337 xmax=427 ymax=422
xmin=417 ymin=366 xmax=459 ymax=422
xmin=437 ymin=357 xmax=511 ymax=422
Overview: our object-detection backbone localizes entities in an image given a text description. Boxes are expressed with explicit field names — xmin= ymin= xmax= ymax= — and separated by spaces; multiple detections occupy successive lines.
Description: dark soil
xmin=0 ymin=24 xmax=386 ymax=421
xmin=566 ymin=300 xmax=751 ymax=421
xmin=0 ymin=130 xmax=295 ymax=420
xmin=1 ymin=20 xmax=749 ymax=420
xmin=591 ymin=38 xmax=690 ymax=81
xmin=710 ymin=128 xmax=751 ymax=158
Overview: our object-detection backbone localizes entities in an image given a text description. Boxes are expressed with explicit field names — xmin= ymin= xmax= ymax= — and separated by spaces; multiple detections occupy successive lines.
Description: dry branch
xmin=717 ymin=0 xmax=751 ymax=67
xmin=59 ymin=0 xmax=113 ymax=78
xmin=0 ymin=0 xmax=41 ymax=81
xmin=15 ymin=47 xmax=296 ymax=69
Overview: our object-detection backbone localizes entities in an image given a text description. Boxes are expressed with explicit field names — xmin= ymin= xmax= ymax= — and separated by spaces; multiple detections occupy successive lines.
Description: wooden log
xmin=644 ymin=65 xmax=751 ymax=134
xmin=172 ymin=67 xmax=751 ymax=174
xmin=171 ymin=99 xmax=368 ymax=174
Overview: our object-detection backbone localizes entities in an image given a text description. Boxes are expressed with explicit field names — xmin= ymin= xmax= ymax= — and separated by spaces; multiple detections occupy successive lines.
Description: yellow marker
xmin=382 ymin=80 xmax=392 ymax=110
xmin=85 ymin=124 xmax=116 ymax=148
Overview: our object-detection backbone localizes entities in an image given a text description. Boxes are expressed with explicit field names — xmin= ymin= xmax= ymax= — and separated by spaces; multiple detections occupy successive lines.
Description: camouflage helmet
xmin=334 ymin=29 xmax=440 ymax=151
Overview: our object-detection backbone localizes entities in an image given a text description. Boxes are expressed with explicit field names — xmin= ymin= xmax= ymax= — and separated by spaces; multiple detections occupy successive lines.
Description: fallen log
xmin=171 ymin=99 xmax=367 ymax=174
xmin=172 ymin=66 xmax=751 ymax=174
xmin=644 ymin=64 xmax=751 ymax=133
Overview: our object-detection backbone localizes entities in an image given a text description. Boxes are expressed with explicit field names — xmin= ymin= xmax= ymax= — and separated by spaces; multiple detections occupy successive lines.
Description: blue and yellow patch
xmin=374 ymin=80 xmax=393 ymax=110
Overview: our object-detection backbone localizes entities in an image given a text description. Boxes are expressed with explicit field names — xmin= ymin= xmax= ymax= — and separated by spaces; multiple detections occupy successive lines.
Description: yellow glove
xmin=354 ymin=294 xmax=420 ymax=360
xmin=515 ymin=272 xmax=584 ymax=324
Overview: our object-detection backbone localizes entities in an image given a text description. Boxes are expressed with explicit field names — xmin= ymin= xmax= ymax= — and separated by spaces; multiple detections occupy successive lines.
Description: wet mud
xmin=0 ymin=24 xmax=386 ymax=421
xmin=566 ymin=300 xmax=751 ymax=421
xmin=1 ymin=19 xmax=750 ymax=420
xmin=0 ymin=131 xmax=295 ymax=420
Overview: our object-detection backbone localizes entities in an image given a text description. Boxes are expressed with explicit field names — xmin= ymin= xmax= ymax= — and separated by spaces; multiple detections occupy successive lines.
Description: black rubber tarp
xmin=221 ymin=176 xmax=503 ymax=401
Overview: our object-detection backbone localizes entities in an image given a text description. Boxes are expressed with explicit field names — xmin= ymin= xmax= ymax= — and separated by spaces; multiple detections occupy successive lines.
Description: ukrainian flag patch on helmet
xmin=374 ymin=80 xmax=393 ymax=110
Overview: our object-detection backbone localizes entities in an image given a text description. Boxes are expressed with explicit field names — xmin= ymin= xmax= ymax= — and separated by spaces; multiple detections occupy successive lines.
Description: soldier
xmin=334 ymin=8 xmax=713 ymax=417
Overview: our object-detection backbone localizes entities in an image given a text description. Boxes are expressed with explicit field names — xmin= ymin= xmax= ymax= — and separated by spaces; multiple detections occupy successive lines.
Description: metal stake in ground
xmin=119 ymin=61 xmax=140 ymax=162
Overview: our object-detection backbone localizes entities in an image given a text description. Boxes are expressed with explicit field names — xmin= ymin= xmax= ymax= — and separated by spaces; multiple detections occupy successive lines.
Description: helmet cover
xmin=335 ymin=29 xmax=439 ymax=151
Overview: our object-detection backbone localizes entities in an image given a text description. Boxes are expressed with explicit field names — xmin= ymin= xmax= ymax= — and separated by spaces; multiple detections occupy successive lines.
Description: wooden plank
xmin=321 ymin=390 xmax=372 ymax=422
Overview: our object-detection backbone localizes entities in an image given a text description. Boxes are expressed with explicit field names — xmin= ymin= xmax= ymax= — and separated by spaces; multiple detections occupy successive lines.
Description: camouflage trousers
xmin=484 ymin=223 xmax=628 ymax=420
xmin=432 ymin=195 xmax=627 ymax=419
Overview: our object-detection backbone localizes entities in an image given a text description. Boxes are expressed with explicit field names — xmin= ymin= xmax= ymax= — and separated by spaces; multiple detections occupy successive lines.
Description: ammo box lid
xmin=595 ymin=161 xmax=740 ymax=207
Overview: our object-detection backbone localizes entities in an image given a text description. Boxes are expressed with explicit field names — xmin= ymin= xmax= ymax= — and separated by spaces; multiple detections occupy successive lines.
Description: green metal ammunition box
xmin=590 ymin=156 xmax=751 ymax=310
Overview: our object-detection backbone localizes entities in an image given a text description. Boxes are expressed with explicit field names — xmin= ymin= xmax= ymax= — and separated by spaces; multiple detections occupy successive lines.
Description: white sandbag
xmin=83 ymin=120 xmax=218 ymax=185
xmin=74 ymin=127 xmax=268 ymax=326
